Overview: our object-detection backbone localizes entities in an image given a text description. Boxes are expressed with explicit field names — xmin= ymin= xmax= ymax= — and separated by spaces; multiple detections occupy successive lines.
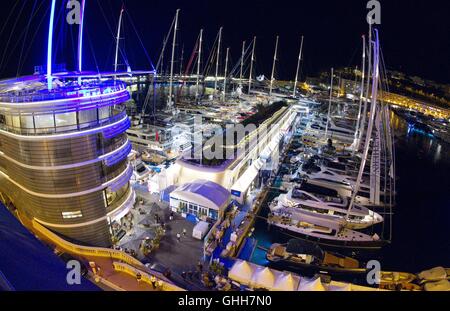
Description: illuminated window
xmin=62 ymin=211 xmax=83 ymax=219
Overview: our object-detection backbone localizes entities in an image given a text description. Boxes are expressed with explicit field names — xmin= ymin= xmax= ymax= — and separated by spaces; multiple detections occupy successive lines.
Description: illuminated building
xmin=0 ymin=76 xmax=135 ymax=247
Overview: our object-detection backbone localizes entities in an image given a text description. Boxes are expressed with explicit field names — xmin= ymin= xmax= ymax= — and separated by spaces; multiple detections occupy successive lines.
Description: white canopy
xmin=298 ymin=277 xmax=326 ymax=291
xmin=273 ymin=272 xmax=299 ymax=291
xmin=228 ymin=260 xmax=254 ymax=285
xmin=252 ymin=267 xmax=275 ymax=290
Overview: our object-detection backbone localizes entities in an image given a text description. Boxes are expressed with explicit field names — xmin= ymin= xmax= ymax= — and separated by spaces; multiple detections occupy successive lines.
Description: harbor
xmin=0 ymin=0 xmax=449 ymax=297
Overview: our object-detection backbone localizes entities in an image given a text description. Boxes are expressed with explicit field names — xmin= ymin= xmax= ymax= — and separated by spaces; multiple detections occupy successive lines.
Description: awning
xmin=231 ymin=159 xmax=264 ymax=195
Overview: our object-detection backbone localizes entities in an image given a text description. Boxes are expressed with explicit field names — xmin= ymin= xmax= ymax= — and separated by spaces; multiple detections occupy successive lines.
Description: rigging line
xmin=0 ymin=0 xmax=28 ymax=71
xmin=202 ymin=32 xmax=219 ymax=76
xmin=52 ymin=3 xmax=68 ymax=71
xmin=0 ymin=0 xmax=21 ymax=37
xmin=17 ymin=5 xmax=50 ymax=75
xmin=0 ymin=1 xmax=48 ymax=76
xmin=124 ymin=10 xmax=156 ymax=71
xmin=87 ymin=31 xmax=100 ymax=74
xmin=96 ymin=0 xmax=119 ymax=39
xmin=17 ymin=0 xmax=38 ymax=77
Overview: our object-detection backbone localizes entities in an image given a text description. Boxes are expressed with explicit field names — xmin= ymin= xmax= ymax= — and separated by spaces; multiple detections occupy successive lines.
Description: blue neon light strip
xmin=102 ymin=117 xmax=131 ymax=140
xmin=104 ymin=142 xmax=132 ymax=167
xmin=78 ymin=0 xmax=86 ymax=72
xmin=107 ymin=165 xmax=133 ymax=192
xmin=47 ymin=0 xmax=56 ymax=90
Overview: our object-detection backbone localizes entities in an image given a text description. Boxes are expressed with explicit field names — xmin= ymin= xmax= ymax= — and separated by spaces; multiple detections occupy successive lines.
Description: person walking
xmin=197 ymin=261 xmax=203 ymax=273
xmin=169 ymin=211 xmax=174 ymax=221
xmin=176 ymin=233 xmax=181 ymax=242
xmin=157 ymin=279 xmax=163 ymax=290
xmin=182 ymin=228 xmax=187 ymax=236
xmin=150 ymin=275 xmax=157 ymax=289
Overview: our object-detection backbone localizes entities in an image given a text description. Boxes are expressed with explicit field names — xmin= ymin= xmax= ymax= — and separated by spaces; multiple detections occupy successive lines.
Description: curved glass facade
xmin=0 ymin=78 xmax=134 ymax=247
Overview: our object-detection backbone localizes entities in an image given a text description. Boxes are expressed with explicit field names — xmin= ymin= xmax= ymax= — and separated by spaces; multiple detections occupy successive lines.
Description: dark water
xmin=380 ymin=113 xmax=450 ymax=272
xmin=251 ymin=112 xmax=450 ymax=273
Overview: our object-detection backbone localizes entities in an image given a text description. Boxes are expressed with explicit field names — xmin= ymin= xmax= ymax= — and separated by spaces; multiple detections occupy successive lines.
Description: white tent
xmin=252 ymin=267 xmax=276 ymax=290
xmin=228 ymin=260 xmax=254 ymax=285
xmin=273 ymin=272 xmax=299 ymax=291
xmin=298 ymin=277 xmax=326 ymax=291
xmin=329 ymin=283 xmax=352 ymax=291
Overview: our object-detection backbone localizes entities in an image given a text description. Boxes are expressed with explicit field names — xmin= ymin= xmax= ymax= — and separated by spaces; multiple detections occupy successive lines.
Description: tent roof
xmin=299 ymin=277 xmax=326 ymax=291
xmin=171 ymin=180 xmax=230 ymax=210
xmin=228 ymin=260 xmax=254 ymax=285
xmin=274 ymin=273 xmax=299 ymax=291
xmin=253 ymin=267 xmax=275 ymax=289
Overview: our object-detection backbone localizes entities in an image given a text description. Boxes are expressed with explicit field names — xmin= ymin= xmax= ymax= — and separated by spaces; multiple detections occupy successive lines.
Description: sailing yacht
xmin=289 ymin=160 xmax=373 ymax=194
xmin=306 ymin=115 xmax=356 ymax=142
xmin=269 ymin=187 xmax=383 ymax=230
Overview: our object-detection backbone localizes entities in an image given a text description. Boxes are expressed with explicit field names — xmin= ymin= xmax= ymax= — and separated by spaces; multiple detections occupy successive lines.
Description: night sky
xmin=0 ymin=0 xmax=448 ymax=83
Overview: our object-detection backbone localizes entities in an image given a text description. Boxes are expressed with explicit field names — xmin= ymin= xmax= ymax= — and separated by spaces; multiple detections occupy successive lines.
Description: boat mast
xmin=357 ymin=24 xmax=372 ymax=149
xmin=168 ymin=9 xmax=180 ymax=107
xmin=293 ymin=35 xmax=304 ymax=97
xmin=239 ymin=41 xmax=245 ymax=87
xmin=346 ymin=29 xmax=380 ymax=220
xmin=223 ymin=47 xmax=230 ymax=101
xmin=179 ymin=44 xmax=184 ymax=76
xmin=195 ymin=29 xmax=203 ymax=101
xmin=248 ymin=36 xmax=256 ymax=94
xmin=269 ymin=35 xmax=279 ymax=97
xmin=324 ymin=67 xmax=334 ymax=139
xmin=214 ymin=27 xmax=223 ymax=97
xmin=114 ymin=6 xmax=125 ymax=74
xmin=353 ymin=35 xmax=366 ymax=152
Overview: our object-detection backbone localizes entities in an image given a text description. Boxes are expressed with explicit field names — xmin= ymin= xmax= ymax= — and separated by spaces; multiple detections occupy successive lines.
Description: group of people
xmin=135 ymin=272 xmax=165 ymax=290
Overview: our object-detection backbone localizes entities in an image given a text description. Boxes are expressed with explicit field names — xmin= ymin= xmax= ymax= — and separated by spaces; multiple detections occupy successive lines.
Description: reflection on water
xmin=250 ymin=112 xmax=450 ymax=273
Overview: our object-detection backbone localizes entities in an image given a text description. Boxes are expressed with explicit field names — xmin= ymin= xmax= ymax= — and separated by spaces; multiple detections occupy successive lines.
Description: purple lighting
xmin=78 ymin=0 xmax=86 ymax=73
xmin=47 ymin=0 xmax=57 ymax=90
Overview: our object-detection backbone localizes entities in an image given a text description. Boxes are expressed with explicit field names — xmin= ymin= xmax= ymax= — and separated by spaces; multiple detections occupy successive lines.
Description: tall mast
xmin=293 ymin=35 xmax=304 ymax=97
xmin=324 ymin=67 xmax=334 ymax=138
xmin=195 ymin=29 xmax=203 ymax=100
xmin=353 ymin=35 xmax=366 ymax=152
xmin=269 ymin=35 xmax=279 ymax=96
xmin=223 ymin=47 xmax=230 ymax=102
xmin=179 ymin=44 xmax=184 ymax=75
xmin=346 ymin=29 xmax=380 ymax=220
xmin=248 ymin=36 xmax=256 ymax=94
xmin=214 ymin=27 xmax=223 ymax=96
xmin=168 ymin=9 xmax=180 ymax=106
xmin=357 ymin=24 xmax=373 ymax=149
xmin=239 ymin=41 xmax=245 ymax=86
xmin=114 ymin=7 xmax=125 ymax=74
xmin=47 ymin=0 xmax=57 ymax=90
